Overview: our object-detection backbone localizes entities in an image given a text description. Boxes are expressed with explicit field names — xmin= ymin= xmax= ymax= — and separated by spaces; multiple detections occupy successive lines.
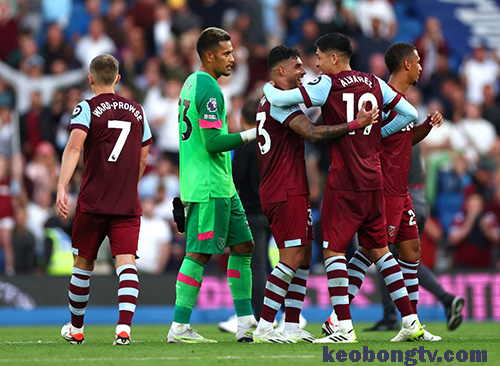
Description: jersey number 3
xmin=256 ymin=111 xmax=271 ymax=154
xmin=108 ymin=120 xmax=131 ymax=162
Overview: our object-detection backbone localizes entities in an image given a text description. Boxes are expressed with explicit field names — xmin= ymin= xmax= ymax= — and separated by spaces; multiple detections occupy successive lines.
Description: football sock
xmin=260 ymin=262 xmax=295 ymax=324
xmin=68 ymin=267 xmax=92 ymax=329
xmin=325 ymin=256 xmax=351 ymax=321
xmin=227 ymin=253 xmax=253 ymax=317
xmin=375 ymin=252 xmax=413 ymax=317
xmin=347 ymin=250 xmax=372 ymax=302
xmin=285 ymin=266 xmax=309 ymax=324
xmin=398 ymin=259 xmax=419 ymax=313
xmin=173 ymin=256 xmax=205 ymax=324
xmin=117 ymin=264 xmax=139 ymax=327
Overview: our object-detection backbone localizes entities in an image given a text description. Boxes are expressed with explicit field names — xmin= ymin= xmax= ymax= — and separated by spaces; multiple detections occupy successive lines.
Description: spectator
xmin=104 ymin=0 xmax=127 ymax=49
xmin=20 ymin=91 xmax=44 ymax=160
xmin=139 ymin=154 xmax=179 ymax=203
xmin=12 ymin=205 xmax=36 ymax=274
xmin=460 ymin=42 xmax=500 ymax=105
xmin=414 ymin=17 xmax=449 ymax=86
xmin=7 ymin=32 xmax=39 ymax=70
xmin=0 ymin=54 xmax=86 ymax=114
xmin=66 ymin=0 xmax=103 ymax=41
xmin=0 ymin=78 xmax=14 ymax=108
xmin=482 ymin=84 xmax=500 ymax=136
xmin=25 ymin=141 xmax=60 ymax=194
xmin=40 ymin=23 xmax=79 ymax=74
xmin=448 ymin=193 xmax=500 ymax=268
xmin=0 ymin=0 xmax=18 ymax=62
xmin=41 ymin=0 xmax=72 ymax=29
xmin=74 ymin=18 xmax=117 ymax=70
xmin=450 ymin=102 xmax=496 ymax=166
xmin=135 ymin=197 xmax=172 ymax=274
xmin=0 ymin=154 xmax=14 ymax=275
xmin=0 ymin=106 xmax=13 ymax=158
xmin=355 ymin=0 xmax=397 ymax=41
xmin=26 ymin=184 xmax=54 ymax=258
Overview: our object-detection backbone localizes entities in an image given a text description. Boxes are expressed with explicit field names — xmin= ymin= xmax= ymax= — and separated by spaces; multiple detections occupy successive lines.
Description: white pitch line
xmin=0 ymin=341 xmax=58 ymax=344
xmin=0 ymin=355 xmax=317 ymax=363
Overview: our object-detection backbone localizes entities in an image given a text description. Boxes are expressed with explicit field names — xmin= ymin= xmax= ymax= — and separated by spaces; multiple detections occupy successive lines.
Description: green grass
xmin=0 ymin=322 xmax=498 ymax=366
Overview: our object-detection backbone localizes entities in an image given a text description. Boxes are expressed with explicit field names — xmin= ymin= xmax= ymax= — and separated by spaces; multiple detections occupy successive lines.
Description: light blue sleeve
xmin=263 ymin=75 xmax=332 ymax=107
xmin=141 ymin=106 xmax=152 ymax=142
xmin=70 ymin=101 xmax=91 ymax=129
xmin=381 ymin=98 xmax=418 ymax=138
xmin=269 ymin=104 xmax=301 ymax=124
xmin=263 ymin=83 xmax=304 ymax=106
xmin=375 ymin=76 xmax=398 ymax=108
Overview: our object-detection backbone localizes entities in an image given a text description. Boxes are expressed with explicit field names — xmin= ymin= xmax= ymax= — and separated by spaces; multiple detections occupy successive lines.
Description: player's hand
xmin=356 ymin=101 xmax=379 ymax=128
xmin=56 ymin=185 xmax=69 ymax=219
xmin=429 ymin=111 xmax=443 ymax=128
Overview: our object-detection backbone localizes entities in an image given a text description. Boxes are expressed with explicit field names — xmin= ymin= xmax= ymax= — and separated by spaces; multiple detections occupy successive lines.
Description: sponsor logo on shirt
xmin=204 ymin=114 xmax=217 ymax=120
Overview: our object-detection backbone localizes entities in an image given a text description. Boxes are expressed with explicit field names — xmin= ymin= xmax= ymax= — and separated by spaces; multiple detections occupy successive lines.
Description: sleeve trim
xmin=299 ymin=86 xmax=312 ymax=108
xmin=68 ymin=124 xmax=89 ymax=134
xmin=283 ymin=110 xmax=304 ymax=127
xmin=199 ymin=119 xmax=222 ymax=129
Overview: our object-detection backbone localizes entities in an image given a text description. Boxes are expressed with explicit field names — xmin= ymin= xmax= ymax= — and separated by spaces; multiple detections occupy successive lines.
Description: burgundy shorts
xmin=385 ymin=194 xmax=419 ymax=244
xmin=72 ymin=204 xmax=140 ymax=261
xmin=321 ymin=189 xmax=387 ymax=252
xmin=262 ymin=195 xmax=314 ymax=249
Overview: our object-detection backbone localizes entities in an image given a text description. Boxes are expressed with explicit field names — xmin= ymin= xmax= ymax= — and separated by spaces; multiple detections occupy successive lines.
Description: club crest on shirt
xmin=207 ymin=98 xmax=217 ymax=112
xmin=388 ymin=225 xmax=396 ymax=237
xmin=218 ymin=237 xmax=226 ymax=250
xmin=71 ymin=105 xmax=82 ymax=119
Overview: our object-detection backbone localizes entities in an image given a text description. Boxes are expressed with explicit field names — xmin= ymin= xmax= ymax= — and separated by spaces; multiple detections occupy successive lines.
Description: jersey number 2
xmin=108 ymin=120 xmax=131 ymax=162
xmin=343 ymin=92 xmax=378 ymax=136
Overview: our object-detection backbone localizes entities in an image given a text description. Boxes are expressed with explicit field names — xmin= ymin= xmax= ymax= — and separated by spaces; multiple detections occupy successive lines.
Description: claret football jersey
xmin=69 ymin=93 xmax=152 ymax=216
xmin=256 ymin=96 xmax=309 ymax=204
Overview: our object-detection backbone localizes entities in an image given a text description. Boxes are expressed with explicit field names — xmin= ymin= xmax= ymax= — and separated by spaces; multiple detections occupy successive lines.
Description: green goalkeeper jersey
xmin=178 ymin=71 xmax=236 ymax=202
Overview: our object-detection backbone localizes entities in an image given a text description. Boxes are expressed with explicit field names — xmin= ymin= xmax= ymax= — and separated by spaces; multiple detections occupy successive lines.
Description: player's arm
xmin=263 ymin=75 xmax=332 ymax=108
xmin=287 ymin=102 xmax=379 ymax=142
xmin=56 ymin=128 xmax=86 ymax=219
xmin=200 ymin=128 xmax=256 ymax=153
xmin=412 ymin=111 xmax=443 ymax=145
xmin=139 ymin=106 xmax=152 ymax=181
xmin=139 ymin=145 xmax=149 ymax=181
xmin=376 ymin=76 xmax=418 ymax=137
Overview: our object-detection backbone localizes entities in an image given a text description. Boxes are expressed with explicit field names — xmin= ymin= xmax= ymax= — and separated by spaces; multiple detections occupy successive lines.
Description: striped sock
xmin=325 ymin=256 xmax=351 ymax=321
xmin=227 ymin=253 xmax=253 ymax=317
xmin=347 ymin=250 xmax=372 ymax=303
xmin=285 ymin=266 xmax=309 ymax=324
xmin=398 ymin=259 xmax=419 ymax=314
xmin=117 ymin=264 xmax=139 ymax=327
xmin=375 ymin=252 xmax=413 ymax=317
xmin=260 ymin=262 xmax=295 ymax=324
xmin=68 ymin=267 xmax=92 ymax=329
xmin=173 ymin=256 xmax=205 ymax=324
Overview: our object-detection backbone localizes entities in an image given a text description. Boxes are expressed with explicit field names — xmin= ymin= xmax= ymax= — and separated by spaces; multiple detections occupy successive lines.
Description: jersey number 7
xmin=108 ymin=120 xmax=131 ymax=162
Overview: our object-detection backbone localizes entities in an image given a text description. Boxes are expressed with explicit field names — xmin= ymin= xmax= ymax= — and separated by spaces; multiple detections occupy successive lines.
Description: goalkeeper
xmin=167 ymin=27 xmax=257 ymax=344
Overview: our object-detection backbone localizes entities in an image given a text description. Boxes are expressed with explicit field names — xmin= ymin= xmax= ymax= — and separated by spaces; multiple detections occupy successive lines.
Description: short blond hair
xmin=89 ymin=54 xmax=119 ymax=86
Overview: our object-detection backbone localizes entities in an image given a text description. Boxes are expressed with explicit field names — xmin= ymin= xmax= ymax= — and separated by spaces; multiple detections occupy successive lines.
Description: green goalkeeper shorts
xmin=185 ymin=194 xmax=253 ymax=254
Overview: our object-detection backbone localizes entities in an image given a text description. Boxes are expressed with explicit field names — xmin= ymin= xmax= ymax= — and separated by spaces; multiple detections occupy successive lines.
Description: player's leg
xmin=61 ymin=208 xmax=105 ymax=345
xmin=108 ymin=214 xmax=141 ymax=345
xmin=168 ymin=200 xmax=217 ymax=343
xmin=254 ymin=196 xmax=309 ymax=343
xmin=282 ymin=239 xmax=314 ymax=342
xmin=313 ymin=190 xmax=358 ymax=344
xmin=226 ymin=194 xmax=257 ymax=342
xmin=361 ymin=191 xmax=423 ymax=342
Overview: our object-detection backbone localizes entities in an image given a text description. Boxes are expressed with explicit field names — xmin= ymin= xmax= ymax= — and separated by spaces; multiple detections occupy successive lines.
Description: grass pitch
xmin=0 ymin=322 xmax=498 ymax=366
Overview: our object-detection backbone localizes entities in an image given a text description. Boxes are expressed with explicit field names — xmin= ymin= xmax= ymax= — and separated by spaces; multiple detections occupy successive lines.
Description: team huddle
xmin=57 ymin=27 xmax=448 ymax=345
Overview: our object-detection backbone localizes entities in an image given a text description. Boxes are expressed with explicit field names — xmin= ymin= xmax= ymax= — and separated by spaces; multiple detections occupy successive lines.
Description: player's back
xmin=380 ymin=86 xmax=414 ymax=196
xmin=76 ymin=93 xmax=147 ymax=216
xmin=322 ymin=70 xmax=384 ymax=191
xmin=256 ymin=96 xmax=309 ymax=204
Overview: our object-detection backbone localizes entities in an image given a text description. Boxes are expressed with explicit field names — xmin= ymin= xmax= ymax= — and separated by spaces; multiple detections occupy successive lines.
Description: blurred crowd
xmin=0 ymin=0 xmax=499 ymax=276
